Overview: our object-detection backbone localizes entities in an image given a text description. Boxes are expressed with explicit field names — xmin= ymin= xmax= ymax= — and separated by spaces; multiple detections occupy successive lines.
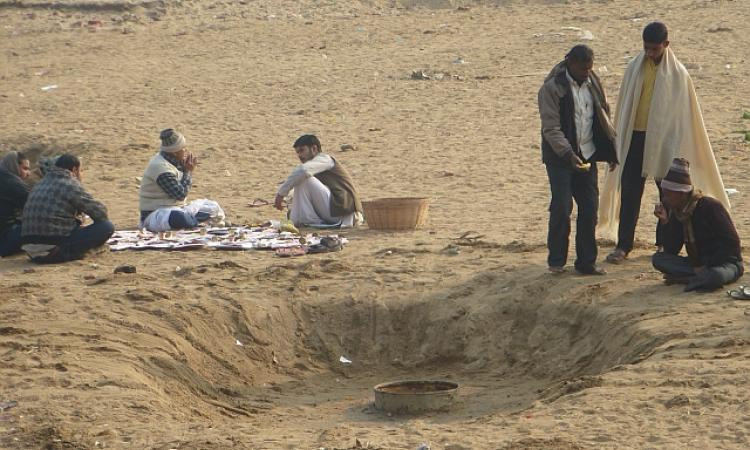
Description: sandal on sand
xmin=548 ymin=266 xmax=566 ymax=274
xmin=308 ymin=236 xmax=343 ymax=254
xmin=605 ymin=249 xmax=628 ymax=264
xmin=727 ymin=286 xmax=750 ymax=300
xmin=249 ymin=198 xmax=271 ymax=208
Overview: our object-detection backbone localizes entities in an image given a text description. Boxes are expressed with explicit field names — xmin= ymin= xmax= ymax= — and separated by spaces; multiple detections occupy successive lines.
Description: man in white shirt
xmin=275 ymin=134 xmax=363 ymax=227
xmin=537 ymin=45 xmax=618 ymax=275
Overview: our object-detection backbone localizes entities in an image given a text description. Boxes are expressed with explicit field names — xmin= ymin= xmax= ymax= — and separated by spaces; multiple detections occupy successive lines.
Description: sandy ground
xmin=2 ymin=0 xmax=750 ymax=448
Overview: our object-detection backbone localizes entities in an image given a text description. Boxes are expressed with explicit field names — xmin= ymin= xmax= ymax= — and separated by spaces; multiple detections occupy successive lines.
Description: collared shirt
xmin=566 ymin=70 xmax=595 ymax=160
xmin=634 ymin=58 xmax=659 ymax=131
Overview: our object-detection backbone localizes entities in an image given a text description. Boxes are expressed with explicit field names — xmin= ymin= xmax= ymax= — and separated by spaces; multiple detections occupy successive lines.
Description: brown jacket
xmin=314 ymin=157 xmax=362 ymax=217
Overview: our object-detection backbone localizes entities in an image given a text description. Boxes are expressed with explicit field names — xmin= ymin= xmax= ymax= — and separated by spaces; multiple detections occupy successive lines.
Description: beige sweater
xmin=139 ymin=153 xmax=185 ymax=212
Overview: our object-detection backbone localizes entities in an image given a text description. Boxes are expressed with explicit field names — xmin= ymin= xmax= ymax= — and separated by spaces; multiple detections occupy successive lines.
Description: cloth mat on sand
xmin=107 ymin=225 xmax=347 ymax=254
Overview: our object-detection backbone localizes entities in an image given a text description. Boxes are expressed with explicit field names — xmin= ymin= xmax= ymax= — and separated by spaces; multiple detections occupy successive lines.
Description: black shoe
xmin=575 ymin=265 xmax=607 ymax=276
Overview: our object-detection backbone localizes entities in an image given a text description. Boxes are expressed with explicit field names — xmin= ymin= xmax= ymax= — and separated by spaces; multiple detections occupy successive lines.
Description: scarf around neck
xmin=672 ymin=190 xmax=703 ymax=265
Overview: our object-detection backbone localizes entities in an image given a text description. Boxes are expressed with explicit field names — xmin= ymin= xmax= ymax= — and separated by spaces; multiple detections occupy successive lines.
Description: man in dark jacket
xmin=652 ymin=158 xmax=742 ymax=291
xmin=538 ymin=44 xmax=618 ymax=275
xmin=21 ymin=154 xmax=114 ymax=264
xmin=0 ymin=151 xmax=31 ymax=256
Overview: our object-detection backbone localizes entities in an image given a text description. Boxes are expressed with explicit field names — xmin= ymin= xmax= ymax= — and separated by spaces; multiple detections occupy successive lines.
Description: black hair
xmin=55 ymin=153 xmax=81 ymax=171
xmin=16 ymin=152 xmax=27 ymax=163
xmin=293 ymin=134 xmax=322 ymax=151
xmin=643 ymin=22 xmax=668 ymax=44
xmin=565 ymin=44 xmax=594 ymax=63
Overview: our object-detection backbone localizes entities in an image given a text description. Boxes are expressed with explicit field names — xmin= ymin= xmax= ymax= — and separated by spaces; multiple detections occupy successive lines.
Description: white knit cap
xmin=159 ymin=128 xmax=186 ymax=153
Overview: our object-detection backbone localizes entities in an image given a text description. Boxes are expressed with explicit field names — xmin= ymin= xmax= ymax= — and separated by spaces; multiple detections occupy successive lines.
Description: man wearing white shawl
xmin=600 ymin=22 xmax=728 ymax=263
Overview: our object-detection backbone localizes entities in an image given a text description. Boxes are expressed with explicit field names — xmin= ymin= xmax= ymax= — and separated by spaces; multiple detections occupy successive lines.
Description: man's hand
xmin=567 ymin=152 xmax=586 ymax=172
xmin=274 ymin=194 xmax=285 ymax=211
xmin=183 ymin=153 xmax=197 ymax=172
xmin=608 ymin=161 xmax=618 ymax=172
xmin=653 ymin=202 xmax=669 ymax=224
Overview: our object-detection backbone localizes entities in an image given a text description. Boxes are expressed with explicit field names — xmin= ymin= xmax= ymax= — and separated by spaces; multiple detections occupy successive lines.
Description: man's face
xmin=662 ymin=189 xmax=688 ymax=211
xmin=294 ymin=145 xmax=317 ymax=163
xmin=18 ymin=159 xmax=30 ymax=180
xmin=567 ymin=59 xmax=593 ymax=83
xmin=72 ymin=163 xmax=83 ymax=181
xmin=172 ymin=148 xmax=187 ymax=161
xmin=644 ymin=40 xmax=669 ymax=63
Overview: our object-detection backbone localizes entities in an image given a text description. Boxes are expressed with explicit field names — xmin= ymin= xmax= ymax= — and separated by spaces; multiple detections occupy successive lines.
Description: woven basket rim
xmin=362 ymin=197 xmax=429 ymax=204
xmin=361 ymin=197 xmax=430 ymax=230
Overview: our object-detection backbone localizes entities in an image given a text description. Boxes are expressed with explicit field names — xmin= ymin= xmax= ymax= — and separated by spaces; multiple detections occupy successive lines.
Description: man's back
xmin=22 ymin=168 xmax=106 ymax=240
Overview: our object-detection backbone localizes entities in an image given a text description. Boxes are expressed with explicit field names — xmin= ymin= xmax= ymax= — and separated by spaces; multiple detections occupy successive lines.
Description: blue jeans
xmin=546 ymin=162 xmax=599 ymax=270
xmin=31 ymin=221 xmax=115 ymax=264
xmin=652 ymin=252 xmax=744 ymax=291
xmin=0 ymin=224 xmax=23 ymax=257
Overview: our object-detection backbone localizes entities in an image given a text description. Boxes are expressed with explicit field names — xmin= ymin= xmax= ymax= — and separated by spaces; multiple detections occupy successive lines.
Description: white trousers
xmin=289 ymin=177 xmax=355 ymax=227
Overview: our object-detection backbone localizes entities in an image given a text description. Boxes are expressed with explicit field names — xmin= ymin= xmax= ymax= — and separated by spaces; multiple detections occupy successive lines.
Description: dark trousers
xmin=546 ymin=162 xmax=599 ymax=270
xmin=617 ymin=131 xmax=666 ymax=252
xmin=31 ymin=221 xmax=115 ymax=264
xmin=0 ymin=224 xmax=23 ymax=257
xmin=652 ymin=252 xmax=744 ymax=291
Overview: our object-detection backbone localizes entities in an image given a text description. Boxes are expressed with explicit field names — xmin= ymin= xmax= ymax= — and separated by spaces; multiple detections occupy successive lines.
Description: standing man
xmin=652 ymin=158 xmax=742 ymax=292
xmin=600 ymin=22 xmax=728 ymax=263
xmin=21 ymin=154 xmax=114 ymax=264
xmin=275 ymin=134 xmax=363 ymax=228
xmin=538 ymin=44 xmax=618 ymax=275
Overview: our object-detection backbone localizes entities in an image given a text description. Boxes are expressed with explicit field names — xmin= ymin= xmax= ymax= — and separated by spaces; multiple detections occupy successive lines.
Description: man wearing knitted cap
xmin=275 ymin=134 xmax=363 ymax=228
xmin=652 ymin=158 xmax=742 ymax=292
xmin=139 ymin=129 xmax=201 ymax=231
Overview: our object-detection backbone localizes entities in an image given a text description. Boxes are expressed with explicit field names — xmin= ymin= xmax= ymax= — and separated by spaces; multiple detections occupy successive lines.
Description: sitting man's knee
xmin=101 ymin=220 xmax=115 ymax=236
xmin=651 ymin=252 xmax=666 ymax=271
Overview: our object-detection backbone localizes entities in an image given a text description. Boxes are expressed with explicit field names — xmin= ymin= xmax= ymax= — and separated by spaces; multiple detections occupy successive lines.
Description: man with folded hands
xmin=652 ymin=158 xmax=742 ymax=292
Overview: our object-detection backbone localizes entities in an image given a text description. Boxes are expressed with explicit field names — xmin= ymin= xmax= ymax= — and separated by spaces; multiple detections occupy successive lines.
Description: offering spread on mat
xmin=107 ymin=226 xmax=347 ymax=254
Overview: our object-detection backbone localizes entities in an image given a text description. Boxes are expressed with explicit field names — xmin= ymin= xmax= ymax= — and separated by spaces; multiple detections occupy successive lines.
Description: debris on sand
xmin=114 ymin=264 xmax=136 ymax=274
xmin=410 ymin=70 xmax=463 ymax=81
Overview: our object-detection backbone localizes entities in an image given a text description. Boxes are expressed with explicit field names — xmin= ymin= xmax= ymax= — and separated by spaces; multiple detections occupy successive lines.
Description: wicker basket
xmin=362 ymin=197 xmax=430 ymax=231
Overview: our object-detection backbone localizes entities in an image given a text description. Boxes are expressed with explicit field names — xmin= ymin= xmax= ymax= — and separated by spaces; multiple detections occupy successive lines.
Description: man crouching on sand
xmin=20 ymin=154 xmax=114 ymax=264
xmin=274 ymin=134 xmax=363 ymax=228
xmin=652 ymin=158 xmax=743 ymax=291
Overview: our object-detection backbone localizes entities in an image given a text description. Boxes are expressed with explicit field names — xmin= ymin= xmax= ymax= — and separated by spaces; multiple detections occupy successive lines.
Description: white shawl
xmin=599 ymin=48 xmax=729 ymax=238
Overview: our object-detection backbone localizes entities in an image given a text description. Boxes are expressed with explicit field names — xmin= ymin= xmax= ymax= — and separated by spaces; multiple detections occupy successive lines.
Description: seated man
xmin=0 ymin=151 xmax=31 ymax=257
xmin=21 ymin=154 xmax=114 ymax=264
xmin=652 ymin=158 xmax=743 ymax=291
xmin=139 ymin=129 xmax=207 ymax=231
xmin=274 ymin=134 xmax=363 ymax=227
